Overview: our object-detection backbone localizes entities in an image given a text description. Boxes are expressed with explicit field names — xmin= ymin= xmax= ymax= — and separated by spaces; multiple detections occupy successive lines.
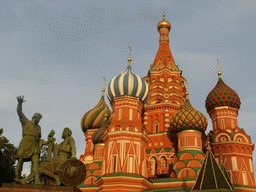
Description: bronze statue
xmin=39 ymin=127 xmax=77 ymax=185
xmin=15 ymin=95 xmax=42 ymax=184
xmin=14 ymin=95 xmax=86 ymax=186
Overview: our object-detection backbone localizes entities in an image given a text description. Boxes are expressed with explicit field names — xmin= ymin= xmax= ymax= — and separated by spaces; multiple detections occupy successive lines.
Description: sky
xmin=1 ymin=0 xmax=256 ymax=176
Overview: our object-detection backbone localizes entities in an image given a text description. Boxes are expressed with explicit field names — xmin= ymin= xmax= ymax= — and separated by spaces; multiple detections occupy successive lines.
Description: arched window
xmin=155 ymin=124 xmax=159 ymax=133
xmin=153 ymin=120 xmax=159 ymax=134
xmin=150 ymin=157 xmax=157 ymax=175
xmin=160 ymin=156 xmax=167 ymax=168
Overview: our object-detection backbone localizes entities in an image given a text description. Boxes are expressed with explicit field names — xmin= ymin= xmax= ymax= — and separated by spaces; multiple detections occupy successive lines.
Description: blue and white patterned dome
xmin=106 ymin=63 xmax=149 ymax=103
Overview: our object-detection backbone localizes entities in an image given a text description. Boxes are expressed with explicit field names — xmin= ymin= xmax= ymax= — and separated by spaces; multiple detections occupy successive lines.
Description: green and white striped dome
xmin=81 ymin=89 xmax=112 ymax=133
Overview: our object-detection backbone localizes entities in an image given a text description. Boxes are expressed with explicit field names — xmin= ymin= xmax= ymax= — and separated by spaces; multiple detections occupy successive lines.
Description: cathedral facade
xmin=78 ymin=14 xmax=256 ymax=192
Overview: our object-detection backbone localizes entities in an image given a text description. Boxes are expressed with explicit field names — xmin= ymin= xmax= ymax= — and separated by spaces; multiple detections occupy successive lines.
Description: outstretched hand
xmin=16 ymin=95 xmax=26 ymax=104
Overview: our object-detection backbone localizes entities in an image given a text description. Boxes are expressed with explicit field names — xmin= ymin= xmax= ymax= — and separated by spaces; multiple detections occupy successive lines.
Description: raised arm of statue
xmin=16 ymin=95 xmax=28 ymax=126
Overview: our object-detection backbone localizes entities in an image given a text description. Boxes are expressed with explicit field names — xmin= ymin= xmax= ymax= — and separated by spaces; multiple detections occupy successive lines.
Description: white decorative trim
xmin=234 ymin=133 xmax=249 ymax=143
xmin=215 ymin=133 xmax=231 ymax=142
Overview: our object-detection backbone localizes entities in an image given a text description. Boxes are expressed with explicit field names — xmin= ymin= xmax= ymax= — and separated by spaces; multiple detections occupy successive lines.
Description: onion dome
xmin=205 ymin=67 xmax=241 ymax=113
xmin=92 ymin=126 xmax=105 ymax=144
xmin=171 ymin=92 xmax=208 ymax=133
xmin=81 ymin=89 xmax=112 ymax=133
xmin=157 ymin=14 xmax=171 ymax=31
xmin=92 ymin=114 xmax=108 ymax=144
xmin=106 ymin=57 xmax=149 ymax=103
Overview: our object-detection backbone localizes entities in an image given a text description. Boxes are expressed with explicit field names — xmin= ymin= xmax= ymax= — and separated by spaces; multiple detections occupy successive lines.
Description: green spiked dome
xmin=171 ymin=92 xmax=208 ymax=133
xmin=81 ymin=89 xmax=112 ymax=133
xmin=205 ymin=72 xmax=241 ymax=113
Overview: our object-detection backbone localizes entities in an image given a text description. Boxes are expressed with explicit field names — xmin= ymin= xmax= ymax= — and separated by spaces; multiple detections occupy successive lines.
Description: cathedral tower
xmin=97 ymin=54 xmax=150 ymax=191
xmin=143 ymin=14 xmax=187 ymax=178
xmin=206 ymin=60 xmax=255 ymax=190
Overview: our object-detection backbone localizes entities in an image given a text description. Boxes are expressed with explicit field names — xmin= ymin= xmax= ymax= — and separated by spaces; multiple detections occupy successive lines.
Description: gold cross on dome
xmin=103 ymin=76 xmax=107 ymax=89
xmin=163 ymin=6 xmax=166 ymax=19
xmin=128 ymin=46 xmax=132 ymax=58
xmin=217 ymin=58 xmax=220 ymax=72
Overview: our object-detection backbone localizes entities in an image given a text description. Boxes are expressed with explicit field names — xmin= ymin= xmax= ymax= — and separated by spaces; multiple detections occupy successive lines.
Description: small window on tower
xmin=222 ymin=119 xmax=225 ymax=130
xmin=155 ymin=124 xmax=159 ymax=133
xmin=113 ymin=156 xmax=117 ymax=173
xmin=185 ymin=137 xmax=188 ymax=146
xmin=186 ymin=170 xmax=189 ymax=178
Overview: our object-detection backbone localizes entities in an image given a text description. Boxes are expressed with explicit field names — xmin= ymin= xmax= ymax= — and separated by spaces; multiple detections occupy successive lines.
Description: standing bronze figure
xmin=15 ymin=95 xmax=42 ymax=184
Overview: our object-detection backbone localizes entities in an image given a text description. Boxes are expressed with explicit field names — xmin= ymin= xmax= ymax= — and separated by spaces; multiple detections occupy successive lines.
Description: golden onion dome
xmin=157 ymin=14 xmax=171 ymax=31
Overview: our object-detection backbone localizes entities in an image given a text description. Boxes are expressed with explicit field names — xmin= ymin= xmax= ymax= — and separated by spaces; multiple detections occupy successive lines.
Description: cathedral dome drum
xmin=205 ymin=72 xmax=241 ymax=113
xmin=81 ymin=90 xmax=112 ymax=133
xmin=106 ymin=59 xmax=149 ymax=103
xmin=171 ymin=93 xmax=208 ymax=133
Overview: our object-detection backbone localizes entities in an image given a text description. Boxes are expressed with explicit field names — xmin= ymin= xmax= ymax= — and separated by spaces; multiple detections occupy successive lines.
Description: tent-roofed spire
xmin=192 ymin=142 xmax=235 ymax=192
xmin=153 ymin=12 xmax=177 ymax=71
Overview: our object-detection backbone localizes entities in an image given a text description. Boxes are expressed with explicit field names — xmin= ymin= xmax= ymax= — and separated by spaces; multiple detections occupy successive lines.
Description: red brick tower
xmin=143 ymin=14 xmax=187 ymax=178
xmin=206 ymin=60 xmax=255 ymax=191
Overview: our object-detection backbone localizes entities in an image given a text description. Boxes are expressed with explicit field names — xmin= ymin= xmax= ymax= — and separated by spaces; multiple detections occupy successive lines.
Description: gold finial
xmin=128 ymin=46 xmax=132 ymax=66
xmin=102 ymin=77 xmax=107 ymax=95
xmin=206 ymin=140 xmax=212 ymax=151
xmin=157 ymin=7 xmax=171 ymax=31
xmin=217 ymin=58 xmax=222 ymax=78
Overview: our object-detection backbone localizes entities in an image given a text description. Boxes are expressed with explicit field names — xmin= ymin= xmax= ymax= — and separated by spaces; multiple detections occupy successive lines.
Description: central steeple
xmin=152 ymin=14 xmax=177 ymax=71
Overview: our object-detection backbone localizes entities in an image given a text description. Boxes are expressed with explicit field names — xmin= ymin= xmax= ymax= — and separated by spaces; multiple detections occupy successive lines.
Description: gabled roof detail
xmin=192 ymin=144 xmax=235 ymax=192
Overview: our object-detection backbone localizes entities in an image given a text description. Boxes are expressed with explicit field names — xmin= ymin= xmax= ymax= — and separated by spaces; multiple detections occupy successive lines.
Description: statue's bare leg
xmin=31 ymin=154 xmax=42 ymax=185
xmin=15 ymin=156 xmax=38 ymax=184
xmin=19 ymin=154 xmax=42 ymax=184
xmin=15 ymin=158 xmax=24 ymax=180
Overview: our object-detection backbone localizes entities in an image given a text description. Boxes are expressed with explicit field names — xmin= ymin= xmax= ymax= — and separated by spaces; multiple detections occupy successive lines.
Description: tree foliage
xmin=0 ymin=128 xmax=17 ymax=186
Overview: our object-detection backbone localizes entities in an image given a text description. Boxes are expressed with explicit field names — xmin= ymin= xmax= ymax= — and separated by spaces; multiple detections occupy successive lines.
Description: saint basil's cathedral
xmin=77 ymin=14 xmax=256 ymax=192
